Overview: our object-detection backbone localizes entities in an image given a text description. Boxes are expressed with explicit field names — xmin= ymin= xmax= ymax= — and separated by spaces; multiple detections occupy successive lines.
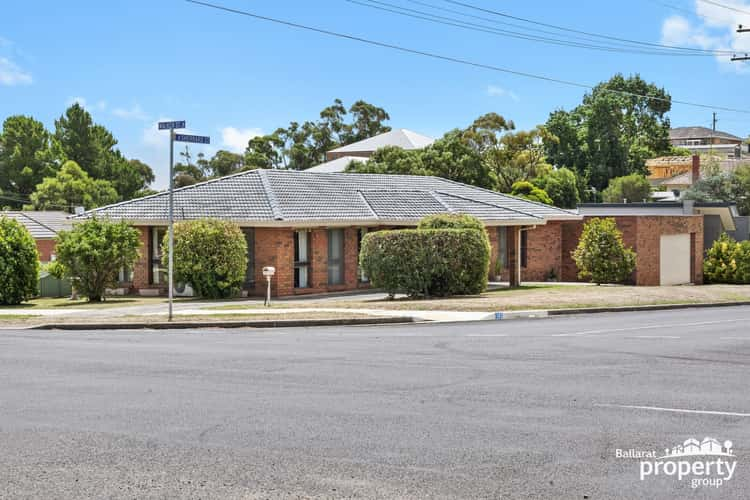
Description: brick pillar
xmin=508 ymin=226 xmax=521 ymax=288
xmin=311 ymin=229 xmax=328 ymax=289
xmin=691 ymin=155 xmax=700 ymax=184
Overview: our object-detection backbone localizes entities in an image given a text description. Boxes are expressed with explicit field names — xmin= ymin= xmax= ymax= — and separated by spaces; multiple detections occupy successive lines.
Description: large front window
xmin=328 ymin=229 xmax=344 ymax=285
xmin=294 ymin=230 xmax=310 ymax=288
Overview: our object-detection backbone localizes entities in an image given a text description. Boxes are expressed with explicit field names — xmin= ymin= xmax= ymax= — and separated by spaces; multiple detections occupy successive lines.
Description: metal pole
xmin=168 ymin=129 xmax=175 ymax=321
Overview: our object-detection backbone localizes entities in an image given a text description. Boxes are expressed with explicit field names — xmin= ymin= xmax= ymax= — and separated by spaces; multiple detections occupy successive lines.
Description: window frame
xmin=294 ymin=230 xmax=311 ymax=289
xmin=327 ymin=228 xmax=345 ymax=286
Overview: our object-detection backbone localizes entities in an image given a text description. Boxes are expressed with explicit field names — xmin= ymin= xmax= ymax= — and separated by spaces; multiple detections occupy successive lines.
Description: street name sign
xmin=158 ymin=120 xmax=186 ymax=130
xmin=174 ymin=134 xmax=211 ymax=144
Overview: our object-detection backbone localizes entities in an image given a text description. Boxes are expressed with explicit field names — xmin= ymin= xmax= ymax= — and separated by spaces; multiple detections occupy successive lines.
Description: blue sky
xmin=1 ymin=0 xmax=749 ymax=188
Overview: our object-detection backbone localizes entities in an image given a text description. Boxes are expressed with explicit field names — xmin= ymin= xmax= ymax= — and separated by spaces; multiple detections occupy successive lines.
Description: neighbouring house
xmin=76 ymin=169 xmax=580 ymax=297
xmin=306 ymin=128 xmax=435 ymax=173
xmin=647 ymin=155 xmax=699 ymax=195
xmin=1 ymin=211 xmax=71 ymax=262
xmin=669 ymin=126 xmax=747 ymax=159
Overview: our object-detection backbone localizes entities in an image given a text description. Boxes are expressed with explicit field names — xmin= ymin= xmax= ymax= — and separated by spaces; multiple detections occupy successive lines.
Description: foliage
xmin=0 ymin=115 xmax=56 ymax=206
xmin=535 ymin=167 xmax=580 ymax=208
xmin=544 ymin=74 xmax=674 ymax=190
xmin=50 ymin=218 xmax=141 ymax=302
xmin=510 ymin=181 xmax=553 ymax=205
xmin=420 ymin=130 xmax=496 ymax=189
xmin=26 ymin=160 xmax=118 ymax=211
xmin=0 ymin=216 xmax=40 ymax=304
xmin=484 ymin=125 xmax=554 ymax=192
xmin=52 ymin=103 xmax=154 ymax=200
xmin=348 ymin=146 xmax=427 ymax=175
xmin=242 ymin=99 xmax=391 ymax=170
xmin=417 ymin=213 xmax=486 ymax=232
xmin=360 ymin=228 xmax=490 ymax=297
xmin=684 ymin=164 xmax=750 ymax=216
xmin=572 ymin=218 xmax=636 ymax=285
xmin=166 ymin=219 xmax=248 ymax=299
xmin=601 ymin=174 xmax=652 ymax=203
xmin=703 ymin=234 xmax=750 ymax=284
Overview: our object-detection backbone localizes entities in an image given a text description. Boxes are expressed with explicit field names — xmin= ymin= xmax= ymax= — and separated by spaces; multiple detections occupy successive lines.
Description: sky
xmin=2 ymin=0 xmax=749 ymax=189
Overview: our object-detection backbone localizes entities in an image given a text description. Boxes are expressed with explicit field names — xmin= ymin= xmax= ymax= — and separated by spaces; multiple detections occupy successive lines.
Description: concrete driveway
xmin=1 ymin=306 xmax=750 ymax=498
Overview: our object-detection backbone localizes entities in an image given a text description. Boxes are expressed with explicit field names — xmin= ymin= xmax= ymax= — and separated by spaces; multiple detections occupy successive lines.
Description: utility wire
xmin=698 ymin=0 xmax=750 ymax=16
xmin=443 ymin=0 xmax=735 ymax=55
xmin=348 ymin=0 xmax=717 ymax=56
xmin=184 ymin=0 xmax=750 ymax=114
xmin=0 ymin=193 xmax=74 ymax=210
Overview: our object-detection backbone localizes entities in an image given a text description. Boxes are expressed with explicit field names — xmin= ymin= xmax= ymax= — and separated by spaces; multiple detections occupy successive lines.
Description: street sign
xmin=174 ymin=133 xmax=210 ymax=144
xmin=158 ymin=120 xmax=186 ymax=130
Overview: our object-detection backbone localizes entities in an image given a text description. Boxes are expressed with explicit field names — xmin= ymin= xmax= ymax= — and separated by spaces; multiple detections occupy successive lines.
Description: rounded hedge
xmin=166 ymin=218 xmax=248 ymax=299
xmin=704 ymin=234 xmax=750 ymax=284
xmin=572 ymin=217 xmax=636 ymax=285
xmin=417 ymin=213 xmax=486 ymax=232
xmin=0 ymin=216 xmax=40 ymax=305
xmin=360 ymin=228 xmax=490 ymax=297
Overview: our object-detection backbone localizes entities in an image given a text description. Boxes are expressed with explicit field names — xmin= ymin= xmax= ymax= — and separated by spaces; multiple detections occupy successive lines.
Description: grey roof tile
xmin=1 ymin=211 xmax=71 ymax=239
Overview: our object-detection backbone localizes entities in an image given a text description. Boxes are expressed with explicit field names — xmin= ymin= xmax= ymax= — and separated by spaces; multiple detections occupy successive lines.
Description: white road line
xmin=720 ymin=337 xmax=749 ymax=340
xmin=629 ymin=335 xmax=680 ymax=339
xmin=467 ymin=334 xmax=508 ymax=337
xmin=558 ymin=318 xmax=749 ymax=337
xmin=594 ymin=403 xmax=750 ymax=417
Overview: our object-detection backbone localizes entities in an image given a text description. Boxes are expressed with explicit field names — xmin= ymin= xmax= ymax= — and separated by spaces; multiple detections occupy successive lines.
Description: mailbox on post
xmin=262 ymin=266 xmax=275 ymax=306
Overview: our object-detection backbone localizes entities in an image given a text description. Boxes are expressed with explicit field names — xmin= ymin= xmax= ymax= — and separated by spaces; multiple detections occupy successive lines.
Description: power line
xmin=184 ymin=0 xmax=750 ymax=114
xmin=347 ymin=0 xmax=719 ymax=56
xmin=0 ymin=193 xmax=74 ymax=210
xmin=698 ymin=0 xmax=750 ymax=16
xmin=643 ymin=0 xmax=730 ymax=24
xmin=442 ymin=0 xmax=735 ymax=55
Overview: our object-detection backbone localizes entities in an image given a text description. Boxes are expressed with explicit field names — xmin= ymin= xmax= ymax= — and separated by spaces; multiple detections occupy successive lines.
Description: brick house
xmin=77 ymin=169 xmax=581 ymax=297
xmin=1 ymin=211 xmax=71 ymax=262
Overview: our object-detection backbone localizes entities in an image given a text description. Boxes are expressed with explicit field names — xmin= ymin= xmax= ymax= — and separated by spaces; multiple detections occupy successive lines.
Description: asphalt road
xmin=2 ymin=306 xmax=750 ymax=499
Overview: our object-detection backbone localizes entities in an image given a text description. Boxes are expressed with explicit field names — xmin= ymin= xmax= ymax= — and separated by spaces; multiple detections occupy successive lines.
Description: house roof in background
xmin=328 ymin=129 xmax=435 ymax=154
xmin=669 ymin=126 xmax=743 ymax=142
xmin=1 ymin=211 xmax=72 ymax=239
xmin=306 ymin=156 xmax=367 ymax=173
xmin=78 ymin=170 xmax=579 ymax=225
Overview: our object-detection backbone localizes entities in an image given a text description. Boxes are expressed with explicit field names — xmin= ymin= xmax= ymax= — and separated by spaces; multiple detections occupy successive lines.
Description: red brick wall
xmin=36 ymin=239 xmax=57 ymax=262
xmin=560 ymin=216 xmax=704 ymax=286
xmin=254 ymin=228 xmax=294 ymax=297
xmin=523 ymin=222 xmax=563 ymax=281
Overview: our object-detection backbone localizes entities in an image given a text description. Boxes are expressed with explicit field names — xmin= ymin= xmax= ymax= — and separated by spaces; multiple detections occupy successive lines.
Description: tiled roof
xmin=79 ymin=169 xmax=580 ymax=225
xmin=328 ymin=129 xmax=434 ymax=154
xmin=1 ymin=211 xmax=72 ymax=239
xmin=670 ymin=126 xmax=742 ymax=142
xmin=306 ymin=156 xmax=367 ymax=173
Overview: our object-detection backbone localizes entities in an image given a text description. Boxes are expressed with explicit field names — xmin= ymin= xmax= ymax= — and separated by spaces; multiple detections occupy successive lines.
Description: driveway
xmin=1 ymin=306 xmax=750 ymax=498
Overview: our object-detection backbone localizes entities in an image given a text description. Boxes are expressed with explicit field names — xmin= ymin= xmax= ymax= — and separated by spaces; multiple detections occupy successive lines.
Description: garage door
xmin=659 ymin=234 xmax=691 ymax=286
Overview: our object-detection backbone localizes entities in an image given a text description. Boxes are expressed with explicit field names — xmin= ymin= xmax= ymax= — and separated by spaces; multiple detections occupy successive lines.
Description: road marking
xmin=720 ymin=337 xmax=749 ymax=340
xmin=594 ymin=403 xmax=750 ymax=417
xmin=556 ymin=318 xmax=749 ymax=337
xmin=628 ymin=335 xmax=680 ymax=339
xmin=467 ymin=334 xmax=508 ymax=337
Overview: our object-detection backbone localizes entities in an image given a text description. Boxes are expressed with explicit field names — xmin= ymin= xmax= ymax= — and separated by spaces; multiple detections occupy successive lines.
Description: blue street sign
xmin=158 ymin=120 xmax=186 ymax=130
xmin=175 ymin=134 xmax=210 ymax=144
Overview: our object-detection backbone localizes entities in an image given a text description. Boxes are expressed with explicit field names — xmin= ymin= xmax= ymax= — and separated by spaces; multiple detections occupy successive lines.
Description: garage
xmin=659 ymin=234 xmax=691 ymax=285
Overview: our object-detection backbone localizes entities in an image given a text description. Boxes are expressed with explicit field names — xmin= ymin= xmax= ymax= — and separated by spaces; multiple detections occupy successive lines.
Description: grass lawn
xmin=209 ymin=284 xmax=750 ymax=312
xmin=0 ymin=296 xmax=196 ymax=310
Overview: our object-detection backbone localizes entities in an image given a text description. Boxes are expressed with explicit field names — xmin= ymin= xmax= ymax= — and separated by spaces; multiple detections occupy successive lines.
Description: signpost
xmin=159 ymin=120 xmax=210 ymax=321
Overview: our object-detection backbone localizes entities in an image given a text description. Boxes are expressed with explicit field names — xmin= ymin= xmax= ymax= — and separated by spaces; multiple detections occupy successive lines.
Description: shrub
xmin=166 ymin=218 xmax=247 ymax=299
xmin=360 ymin=228 xmax=490 ymax=297
xmin=417 ymin=213 xmax=486 ymax=232
xmin=572 ymin=217 xmax=636 ymax=285
xmin=510 ymin=181 xmax=553 ymax=205
xmin=601 ymin=174 xmax=651 ymax=203
xmin=0 ymin=216 xmax=40 ymax=304
xmin=51 ymin=218 xmax=140 ymax=301
xmin=536 ymin=167 xmax=580 ymax=209
xmin=703 ymin=234 xmax=750 ymax=284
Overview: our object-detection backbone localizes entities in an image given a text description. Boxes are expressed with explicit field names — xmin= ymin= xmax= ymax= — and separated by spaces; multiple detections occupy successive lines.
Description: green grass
xmin=0 ymin=314 xmax=35 ymax=321
xmin=0 ymin=296 xmax=198 ymax=310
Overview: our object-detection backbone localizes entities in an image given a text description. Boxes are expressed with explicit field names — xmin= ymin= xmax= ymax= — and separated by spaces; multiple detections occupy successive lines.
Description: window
xmin=521 ymin=230 xmax=528 ymax=268
xmin=328 ymin=229 xmax=345 ymax=285
xmin=294 ymin=230 xmax=310 ymax=288
xmin=118 ymin=267 xmax=132 ymax=283
xmin=243 ymin=228 xmax=255 ymax=288
xmin=150 ymin=227 xmax=167 ymax=285
xmin=358 ymin=228 xmax=369 ymax=282
xmin=497 ymin=227 xmax=508 ymax=268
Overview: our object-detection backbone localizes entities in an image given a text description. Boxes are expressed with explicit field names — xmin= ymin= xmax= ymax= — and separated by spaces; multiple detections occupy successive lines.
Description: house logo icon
xmin=659 ymin=438 xmax=734 ymax=459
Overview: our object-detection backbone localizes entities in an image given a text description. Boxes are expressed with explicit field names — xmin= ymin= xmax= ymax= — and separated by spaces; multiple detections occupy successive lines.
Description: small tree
xmin=167 ymin=219 xmax=248 ymax=299
xmin=510 ymin=181 xmax=553 ymax=205
xmin=27 ymin=160 xmax=118 ymax=212
xmin=601 ymin=174 xmax=651 ymax=203
xmin=0 ymin=216 xmax=40 ymax=304
xmin=537 ymin=167 xmax=580 ymax=209
xmin=572 ymin=218 xmax=636 ymax=285
xmin=703 ymin=234 xmax=750 ymax=284
xmin=50 ymin=218 xmax=140 ymax=301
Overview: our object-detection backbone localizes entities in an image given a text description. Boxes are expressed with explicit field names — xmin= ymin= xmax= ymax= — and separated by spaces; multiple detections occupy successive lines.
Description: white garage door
xmin=660 ymin=234 xmax=691 ymax=286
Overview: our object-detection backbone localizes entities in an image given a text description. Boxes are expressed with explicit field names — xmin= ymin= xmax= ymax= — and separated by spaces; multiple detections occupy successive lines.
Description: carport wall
xmin=560 ymin=216 xmax=704 ymax=286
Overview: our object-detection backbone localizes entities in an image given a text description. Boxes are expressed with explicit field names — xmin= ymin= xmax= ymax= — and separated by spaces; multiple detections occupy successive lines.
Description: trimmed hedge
xmin=360 ymin=228 xmax=490 ymax=297
xmin=0 ymin=216 xmax=40 ymax=305
xmin=704 ymin=234 xmax=750 ymax=284
xmin=417 ymin=213 xmax=486 ymax=232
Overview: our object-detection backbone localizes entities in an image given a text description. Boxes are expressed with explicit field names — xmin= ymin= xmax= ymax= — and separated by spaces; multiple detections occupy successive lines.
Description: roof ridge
xmin=258 ymin=170 xmax=284 ymax=221
xmin=428 ymin=191 xmax=453 ymax=212
xmin=20 ymin=212 xmax=59 ymax=235
xmin=356 ymin=191 xmax=379 ymax=218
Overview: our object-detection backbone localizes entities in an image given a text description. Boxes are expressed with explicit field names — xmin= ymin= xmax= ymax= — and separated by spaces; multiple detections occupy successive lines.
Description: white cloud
xmin=0 ymin=57 xmax=32 ymax=86
xmin=112 ymin=103 xmax=149 ymax=121
xmin=660 ymin=1 xmax=750 ymax=70
xmin=221 ymin=126 xmax=263 ymax=153
xmin=486 ymin=84 xmax=519 ymax=101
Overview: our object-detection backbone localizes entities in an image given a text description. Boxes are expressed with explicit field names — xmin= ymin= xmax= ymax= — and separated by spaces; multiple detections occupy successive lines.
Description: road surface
xmin=2 ymin=306 xmax=750 ymax=499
